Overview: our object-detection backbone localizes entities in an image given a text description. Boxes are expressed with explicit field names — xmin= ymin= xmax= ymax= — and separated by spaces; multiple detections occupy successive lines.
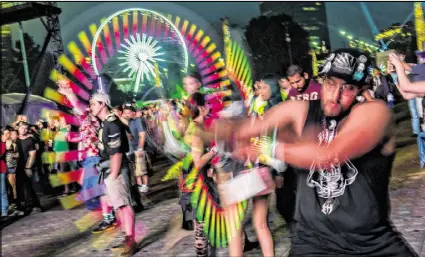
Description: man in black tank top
xmin=215 ymin=49 xmax=418 ymax=256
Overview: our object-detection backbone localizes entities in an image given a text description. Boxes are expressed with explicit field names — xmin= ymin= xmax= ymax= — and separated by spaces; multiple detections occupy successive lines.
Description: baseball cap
xmin=123 ymin=102 xmax=136 ymax=112
xmin=89 ymin=93 xmax=112 ymax=108
xmin=318 ymin=48 xmax=373 ymax=87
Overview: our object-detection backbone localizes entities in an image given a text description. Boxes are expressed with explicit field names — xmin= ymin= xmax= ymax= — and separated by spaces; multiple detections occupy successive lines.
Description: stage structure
xmin=1 ymin=2 xmax=64 ymax=89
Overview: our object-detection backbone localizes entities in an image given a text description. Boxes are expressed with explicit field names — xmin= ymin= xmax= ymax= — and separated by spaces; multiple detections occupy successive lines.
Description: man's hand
xmin=230 ymin=140 xmax=259 ymax=162
xmin=136 ymin=149 xmax=145 ymax=158
xmin=387 ymin=59 xmax=395 ymax=74
xmin=25 ymin=168 xmax=33 ymax=177
xmin=388 ymin=53 xmax=403 ymax=70
xmin=58 ymin=86 xmax=73 ymax=97
xmin=108 ymin=172 xmax=119 ymax=180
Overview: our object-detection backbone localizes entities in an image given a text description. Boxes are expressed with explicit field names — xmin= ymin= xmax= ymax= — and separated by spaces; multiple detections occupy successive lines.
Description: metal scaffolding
xmin=41 ymin=2 xmax=64 ymax=74
xmin=1 ymin=2 xmax=64 ymax=90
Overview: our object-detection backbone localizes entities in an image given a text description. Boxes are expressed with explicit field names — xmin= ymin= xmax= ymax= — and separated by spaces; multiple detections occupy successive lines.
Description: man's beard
xmin=324 ymin=102 xmax=352 ymax=121
xmin=296 ymin=78 xmax=310 ymax=92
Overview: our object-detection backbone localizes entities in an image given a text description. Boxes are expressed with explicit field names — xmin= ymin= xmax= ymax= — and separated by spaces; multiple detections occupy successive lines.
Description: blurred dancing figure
xmin=215 ymin=49 xmax=418 ymax=257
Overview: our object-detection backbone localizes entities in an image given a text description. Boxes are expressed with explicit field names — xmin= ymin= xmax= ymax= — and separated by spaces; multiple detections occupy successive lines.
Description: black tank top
xmin=291 ymin=100 xmax=418 ymax=256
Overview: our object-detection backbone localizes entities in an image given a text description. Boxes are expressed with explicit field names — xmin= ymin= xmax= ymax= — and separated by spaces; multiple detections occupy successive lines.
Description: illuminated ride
xmin=90 ymin=8 xmax=189 ymax=95
xmin=43 ymin=7 xmax=255 ymax=248
xmin=47 ymin=7 xmax=234 ymax=101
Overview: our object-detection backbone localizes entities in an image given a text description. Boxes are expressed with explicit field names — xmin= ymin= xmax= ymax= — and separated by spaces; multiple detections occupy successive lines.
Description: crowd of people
xmin=1 ymin=46 xmax=424 ymax=257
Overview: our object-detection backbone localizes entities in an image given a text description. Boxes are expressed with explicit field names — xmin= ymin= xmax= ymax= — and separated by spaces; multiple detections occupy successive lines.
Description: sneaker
xmin=58 ymin=192 xmax=69 ymax=198
xmin=9 ymin=209 xmax=24 ymax=216
xmin=111 ymin=239 xmax=126 ymax=251
xmin=120 ymin=237 xmax=137 ymax=257
xmin=8 ymin=203 xmax=17 ymax=211
xmin=32 ymin=207 xmax=44 ymax=213
xmin=92 ymin=220 xmax=117 ymax=234
xmin=138 ymin=185 xmax=149 ymax=193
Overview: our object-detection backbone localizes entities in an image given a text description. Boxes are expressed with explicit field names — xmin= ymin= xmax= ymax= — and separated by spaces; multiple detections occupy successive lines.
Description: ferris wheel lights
xmin=91 ymin=8 xmax=188 ymax=78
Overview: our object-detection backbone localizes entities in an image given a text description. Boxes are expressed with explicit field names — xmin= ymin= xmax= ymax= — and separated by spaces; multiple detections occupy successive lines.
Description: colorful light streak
xmin=225 ymin=40 xmax=253 ymax=101
xmin=164 ymin=14 xmax=172 ymax=38
xmin=57 ymin=56 xmax=93 ymax=92
xmin=102 ymin=22 xmax=113 ymax=58
xmin=43 ymin=87 xmax=74 ymax=109
xmin=181 ymin=20 xmax=189 ymax=39
xmin=49 ymin=70 xmax=90 ymax=102
xmin=67 ymin=41 xmax=95 ymax=79
xmin=189 ymin=173 xmax=247 ymax=247
xmin=155 ymin=17 xmax=163 ymax=38
xmin=414 ymin=2 xmax=425 ymax=51
xmin=172 ymin=16 xmax=181 ymax=45
xmin=49 ymin=168 xmax=82 ymax=187
xmin=75 ymin=211 xmax=103 ymax=232
xmin=142 ymin=12 xmax=148 ymax=34
xmin=149 ymin=14 xmax=157 ymax=36
xmin=42 ymin=150 xmax=79 ymax=164
xmin=77 ymin=31 xmax=92 ymax=57
xmin=123 ymin=12 xmax=129 ymax=40
xmin=132 ymin=10 xmax=138 ymax=35
xmin=112 ymin=16 xmax=120 ymax=51
xmin=59 ymin=193 xmax=84 ymax=210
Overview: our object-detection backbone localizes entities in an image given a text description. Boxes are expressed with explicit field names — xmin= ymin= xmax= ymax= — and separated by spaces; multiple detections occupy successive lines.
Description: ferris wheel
xmin=91 ymin=8 xmax=189 ymax=94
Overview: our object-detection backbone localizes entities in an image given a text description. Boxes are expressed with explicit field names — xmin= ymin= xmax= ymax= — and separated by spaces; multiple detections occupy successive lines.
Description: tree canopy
xmin=245 ymin=14 xmax=311 ymax=79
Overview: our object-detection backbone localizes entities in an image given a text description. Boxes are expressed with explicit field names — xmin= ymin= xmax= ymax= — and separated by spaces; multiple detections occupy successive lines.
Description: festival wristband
xmin=272 ymin=141 xmax=280 ymax=159
xmin=210 ymin=146 xmax=218 ymax=155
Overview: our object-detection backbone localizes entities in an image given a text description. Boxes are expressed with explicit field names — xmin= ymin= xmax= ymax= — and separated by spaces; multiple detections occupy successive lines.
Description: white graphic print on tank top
xmin=306 ymin=118 xmax=358 ymax=215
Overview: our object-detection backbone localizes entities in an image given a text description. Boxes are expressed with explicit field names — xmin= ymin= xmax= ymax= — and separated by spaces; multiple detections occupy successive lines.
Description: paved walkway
xmin=390 ymin=176 xmax=425 ymax=256
xmin=2 ymin=174 xmax=425 ymax=257
xmin=1 ymin=146 xmax=425 ymax=257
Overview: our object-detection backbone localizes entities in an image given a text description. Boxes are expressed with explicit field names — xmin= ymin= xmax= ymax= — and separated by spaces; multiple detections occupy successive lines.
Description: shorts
xmin=7 ymin=168 xmax=17 ymax=174
xmin=134 ymin=151 xmax=147 ymax=177
xmin=104 ymin=166 xmax=133 ymax=210
xmin=179 ymin=191 xmax=195 ymax=222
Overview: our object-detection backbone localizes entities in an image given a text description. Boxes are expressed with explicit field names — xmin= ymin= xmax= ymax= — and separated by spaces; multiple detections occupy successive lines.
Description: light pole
xmin=285 ymin=24 xmax=293 ymax=64
xmin=18 ymin=22 xmax=30 ymax=88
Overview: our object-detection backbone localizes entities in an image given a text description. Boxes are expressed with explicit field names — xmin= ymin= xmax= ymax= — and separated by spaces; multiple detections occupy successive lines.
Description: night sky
xmin=9 ymin=2 xmax=415 ymax=51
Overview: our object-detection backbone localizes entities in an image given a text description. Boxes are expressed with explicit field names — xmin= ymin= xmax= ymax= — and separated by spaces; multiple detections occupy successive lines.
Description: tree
xmin=11 ymin=33 xmax=44 ymax=95
xmin=14 ymin=33 xmax=41 ymax=68
xmin=245 ymin=14 xmax=311 ymax=79
xmin=0 ymin=59 xmax=25 ymax=94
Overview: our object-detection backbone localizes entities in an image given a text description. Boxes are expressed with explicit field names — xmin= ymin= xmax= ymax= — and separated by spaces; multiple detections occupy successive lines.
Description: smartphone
xmin=376 ymin=50 xmax=395 ymax=74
